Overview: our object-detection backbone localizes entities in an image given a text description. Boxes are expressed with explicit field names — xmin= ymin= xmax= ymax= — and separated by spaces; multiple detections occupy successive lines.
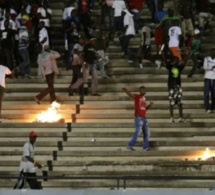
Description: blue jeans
xmin=66 ymin=43 xmax=74 ymax=70
xmin=204 ymin=79 xmax=215 ymax=111
xmin=128 ymin=117 xmax=150 ymax=149
xmin=130 ymin=11 xmax=140 ymax=32
xmin=18 ymin=49 xmax=30 ymax=75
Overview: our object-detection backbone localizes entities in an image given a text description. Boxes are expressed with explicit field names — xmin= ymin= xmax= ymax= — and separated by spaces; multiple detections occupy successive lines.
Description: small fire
xmin=35 ymin=101 xmax=63 ymax=123
xmin=201 ymin=147 xmax=211 ymax=161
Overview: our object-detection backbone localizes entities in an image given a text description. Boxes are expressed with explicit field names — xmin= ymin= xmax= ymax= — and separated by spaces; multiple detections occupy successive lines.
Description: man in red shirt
xmin=128 ymin=0 xmax=145 ymax=32
xmin=122 ymin=86 xmax=154 ymax=151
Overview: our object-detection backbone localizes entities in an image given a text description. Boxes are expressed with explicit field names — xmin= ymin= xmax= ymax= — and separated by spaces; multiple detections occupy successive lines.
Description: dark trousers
xmin=0 ymin=86 xmax=4 ymax=117
xmin=138 ymin=44 xmax=151 ymax=63
xmin=188 ymin=54 xmax=204 ymax=77
xmin=114 ymin=16 xmax=123 ymax=32
xmin=36 ymin=73 xmax=56 ymax=103
xmin=2 ymin=48 xmax=13 ymax=70
xmin=14 ymin=171 xmax=42 ymax=189
xmin=69 ymin=65 xmax=84 ymax=95
xmin=80 ymin=13 xmax=91 ymax=39
xmin=204 ymin=79 xmax=215 ymax=111
xmin=71 ymin=65 xmax=82 ymax=85
xmin=119 ymin=35 xmax=134 ymax=61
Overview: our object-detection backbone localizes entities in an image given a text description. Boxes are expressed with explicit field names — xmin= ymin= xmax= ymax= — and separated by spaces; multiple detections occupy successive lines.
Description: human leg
xmin=204 ymin=78 xmax=211 ymax=111
xmin=188 ymin=54 xmax=198 ymax=77
xmin=26 ymin=172 xmax=42 ymax=189
xmin=142 ymin=117 xmax=150 ymax=150
xmin=128 ymin=117 xmax=141 ymax=148
xmin=91 ymin=64 xmax=99 ymax=95
xmin=0 ymin=86 xmax=5 ymax=118
xmin=211 ymin=80 xmax=215 ymax=110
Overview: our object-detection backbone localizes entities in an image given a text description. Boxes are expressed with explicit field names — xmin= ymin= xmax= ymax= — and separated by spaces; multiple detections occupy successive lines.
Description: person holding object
xmin=0 ymin=64 xmax=13 ymax=121
xmin=14 ymin=131 xmax=42 ymax=189
xmin=34 ymin=45 xmax=60 ymax=104
xmin=164 ymin=56 xmax=186 ymax=123
xmin=122 ymin=86 xmax=154 ymax=151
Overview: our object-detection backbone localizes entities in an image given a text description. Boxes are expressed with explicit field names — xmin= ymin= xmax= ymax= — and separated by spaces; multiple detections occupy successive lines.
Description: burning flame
xmin=36 ymin=101 xmax=62 ymax=123
xmin=201 ymin=147 xmax=212 ymax=161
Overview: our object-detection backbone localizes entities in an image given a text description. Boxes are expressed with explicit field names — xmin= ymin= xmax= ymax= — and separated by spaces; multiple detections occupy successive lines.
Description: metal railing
xmin=1 ymin=175 xmax=215 ymax=189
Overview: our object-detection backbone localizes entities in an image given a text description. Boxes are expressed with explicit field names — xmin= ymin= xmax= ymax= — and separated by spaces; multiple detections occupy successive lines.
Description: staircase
xmin=1 ymin=0 xmax=215 ymax=189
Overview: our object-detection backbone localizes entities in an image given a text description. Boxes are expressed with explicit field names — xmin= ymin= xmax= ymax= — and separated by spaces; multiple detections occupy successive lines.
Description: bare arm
xmin=122 ymin=88 xmax=134 ymax=99
xmin=25 ymin=156 xmax=42 ymax=168
xmin=146 ymin=102 xmax=154 ymax=111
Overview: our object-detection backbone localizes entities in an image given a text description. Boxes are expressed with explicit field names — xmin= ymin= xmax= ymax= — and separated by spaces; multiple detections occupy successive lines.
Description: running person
xmin=122 ymin=86 xmax=154 ymax=151
xmin=14 ymin=131 xmax=42 ymax=189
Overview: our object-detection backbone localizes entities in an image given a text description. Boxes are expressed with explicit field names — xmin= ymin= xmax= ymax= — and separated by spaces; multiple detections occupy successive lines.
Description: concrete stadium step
xmin=0 ymin=0 xmax=215 ymax=189
xmin=40 ymin=179 xmax=215 ymax=189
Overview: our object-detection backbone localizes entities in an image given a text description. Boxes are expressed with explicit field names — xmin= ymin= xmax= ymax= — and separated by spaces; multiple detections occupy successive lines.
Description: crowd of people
xmin=0 ymin=0 xmax=214 ymax=115
xmin=0 ymin=0 xmax=213 ymax=189
xmin=0 ymin=0 xmax=214 ymax=105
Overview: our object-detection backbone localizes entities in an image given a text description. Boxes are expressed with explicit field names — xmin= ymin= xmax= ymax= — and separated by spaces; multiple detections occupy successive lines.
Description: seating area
xmin=0 ymin=0 xmax=215 ymax=189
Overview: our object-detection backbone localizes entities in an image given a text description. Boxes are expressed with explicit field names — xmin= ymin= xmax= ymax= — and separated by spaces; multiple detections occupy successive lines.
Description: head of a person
xmin=171 ymin=56 xmax=179 ymax=67
xmin=71 ymin=9 xmax=77 ymax=18
xmin=44 ymin=45 xmax=50 ymax=52
xmin=38 ymin=21 xmax=45 ymax=29
xmin=168 ymin=8 xmax=174 ymax=17
xmin=29 ymin=131 xmax=37 ymax=144
xmin=139 ymin=86 xmax=146 ymax=96
xmin=173 ymin=19 xmax=179 ymax=27
xmin=89 ymin=38 xmax=96 ymax=46
xmin=79 ymin=37 xmax=85 ymax=45
xmin=157 ymin=2 xmax=164 ymax=11
xmin=210 ymin=48 xmax=215 ymax=59
xmin=4 ymin=19 xmax=10 ymax=29
xmin=42 ymin=0 xmax=49 ymax=9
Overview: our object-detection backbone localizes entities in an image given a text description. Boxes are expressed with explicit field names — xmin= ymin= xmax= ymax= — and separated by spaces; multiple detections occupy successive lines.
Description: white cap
xmin=10 ymin=9 xmax=17 ymax=15
xmin=194 ymin=29 xmax=200 ymax=35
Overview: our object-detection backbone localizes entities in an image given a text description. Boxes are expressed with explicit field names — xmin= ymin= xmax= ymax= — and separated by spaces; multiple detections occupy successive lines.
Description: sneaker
xmin=128 ymin=60 xmax=134 ymax=64
xmin=155 ymin=60 xmax=161 ymax=69
xmin=143 ymin=148 xmax=149 ymax=152
xmin=178 ymin=118 xmax=184 ymax=123
xmin=169 ymin=118 xmax=174 ymax=123
xmin=139 ymin=63 xmax=143 ymax=69
xmin=127 ymin=146 xmax=135 ymax=151
xmin=207 ymin=110 xmax=212 ymax=114
xmin=34 ymin=96 xmax=40 ymax=105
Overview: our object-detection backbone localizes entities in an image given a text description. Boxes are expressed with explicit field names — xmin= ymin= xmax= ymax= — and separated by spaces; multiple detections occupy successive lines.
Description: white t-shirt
xmin=141 ymin=26 xmax=151 ymax=45
xmin=204 ymin=56 xmax=215 ymax=79
xmin=168 ymin=26 xmax=182 ymax=47
xmin=37 ymin=7 xmax=52 ymax=27
xmin=124 ymin=13 xmax=135 ymax=36
xmin=19 ymin=142 xmax=36 ymax=173
xmin=63 ymin=7 xmax=75 ymax=20
xmin=0 ymin=19 xmax=16 ymax=30
xmin=112 ymin=0 xmax=126 ymax=17
xmin=72 ymin=54 xmax=81 ymax=65
xmin=73 ymin=43 xmax=84 ymax=52
xmin=39 ymin=27 xmax=49 ymax=48
xmin=0 ymin=65 xmax=11 ymax=88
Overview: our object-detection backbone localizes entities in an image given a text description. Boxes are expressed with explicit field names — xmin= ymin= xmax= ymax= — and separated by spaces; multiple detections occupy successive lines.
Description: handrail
xmin=1 ymin=175 xmax=215 ymax=189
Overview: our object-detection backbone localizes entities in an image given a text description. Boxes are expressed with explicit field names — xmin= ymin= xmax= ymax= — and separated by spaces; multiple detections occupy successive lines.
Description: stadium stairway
xmin=1 ymin=0 xmax=215 ymax=189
